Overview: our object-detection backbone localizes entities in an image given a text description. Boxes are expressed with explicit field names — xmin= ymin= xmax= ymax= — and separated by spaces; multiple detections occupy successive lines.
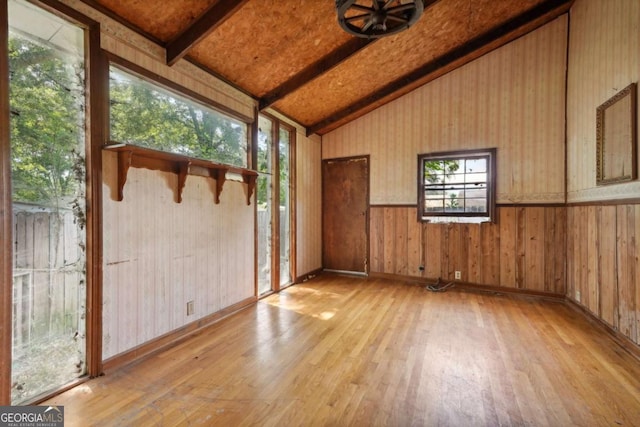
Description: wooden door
xmin=322 ymin=156 xmax=369 ymax=273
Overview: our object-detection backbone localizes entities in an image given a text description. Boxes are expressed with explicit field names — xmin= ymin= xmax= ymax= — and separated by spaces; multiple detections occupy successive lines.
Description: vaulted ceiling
xmin=82 ymin=0 xmax=573 ymax=135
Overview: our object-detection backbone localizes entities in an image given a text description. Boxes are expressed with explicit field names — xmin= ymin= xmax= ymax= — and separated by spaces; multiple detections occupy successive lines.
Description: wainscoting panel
xmin=567 ymin=204 xmax=640 ymax=345
xmin=370 ymin=206 xmax=566 ymax=293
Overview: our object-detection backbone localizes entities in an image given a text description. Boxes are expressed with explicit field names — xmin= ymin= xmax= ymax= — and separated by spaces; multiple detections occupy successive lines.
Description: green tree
xmin=424 ymin=159 xmax=459 ymax=184
xmin=109 ymin=70 xmax=247 ymax=168
xmin=9 ymin=37 xmax=85 ymax=205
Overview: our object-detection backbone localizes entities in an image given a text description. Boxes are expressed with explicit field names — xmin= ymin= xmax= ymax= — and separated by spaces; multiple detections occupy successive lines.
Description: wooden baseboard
xmin=102 ymin=296 xmax=257 ymax=373
xmin=368 ymin=272 xmax=565 ymax=300
xmin=564 ymin=297 xmax=640 ymax=362
xmin=454 ymin=281 xmax=565 ymax=300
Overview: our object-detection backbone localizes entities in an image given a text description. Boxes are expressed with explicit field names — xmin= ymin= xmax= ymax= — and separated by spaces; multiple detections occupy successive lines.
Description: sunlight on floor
xmin=60 ymin=383 xmax=94 ymax=398
xmin=262 ymin=285 xmax=340 ymax=321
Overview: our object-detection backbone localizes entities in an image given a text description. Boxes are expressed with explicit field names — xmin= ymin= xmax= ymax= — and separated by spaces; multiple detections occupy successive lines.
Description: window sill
xmin=422 ymin=216 xmax=491 ymax=224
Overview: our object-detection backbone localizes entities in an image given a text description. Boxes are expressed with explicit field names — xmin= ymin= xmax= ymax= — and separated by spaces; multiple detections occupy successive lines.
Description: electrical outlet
xmin=454 ymin=271 xmax=461 ymax=280
xmin=187 ymin=301 xmax=194 ymax=316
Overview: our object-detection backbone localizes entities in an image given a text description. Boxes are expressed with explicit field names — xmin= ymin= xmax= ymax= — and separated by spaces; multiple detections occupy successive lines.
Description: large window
xmin=257 ymin=114 xmax=294 ymax=295
xmin=257 ymin=116 xmax=273 ymax=295
xmin=418 ymin=149 xmax=496 ymax=223
xmin=109 ymin=66 xmax=248 ymax=168
xmin=9 ymin=0 xmax=87 ymax=403
xmin=278 ymin=125 xmax=292 ymax=287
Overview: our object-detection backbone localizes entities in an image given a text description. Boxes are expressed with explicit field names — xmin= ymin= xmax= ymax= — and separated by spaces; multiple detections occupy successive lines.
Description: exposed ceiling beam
xmin=259 ymin=0 xmax=441 ymax=111
xmin=80 ymin=0 xmax=164 ymax=45
xmin=166 ymin=0 xmax=249 ymax=66
xmin=259 ymin=37 xmax=375 ymax=111
xmin=306 ymin=0 xmax=573 ymax=136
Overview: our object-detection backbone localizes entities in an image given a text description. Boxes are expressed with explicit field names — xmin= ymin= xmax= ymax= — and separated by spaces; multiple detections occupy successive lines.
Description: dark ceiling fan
xmin=336 ymin=0 xmax=425 ymax=38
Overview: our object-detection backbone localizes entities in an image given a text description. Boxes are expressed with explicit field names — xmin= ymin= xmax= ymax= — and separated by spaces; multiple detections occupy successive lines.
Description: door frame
xmin=254 ymin=112 xmax=296 ymax=296
xmin=321 ymin=155 xmax=370 ymax=275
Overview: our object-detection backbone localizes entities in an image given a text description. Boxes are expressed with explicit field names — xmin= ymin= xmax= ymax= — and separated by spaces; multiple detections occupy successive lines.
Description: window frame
xmin=107 ymin=54 xmax=253 ymax=168
xmin=2 ymin=0 xmax=104 ymax=404
xmin=417 ymin=148 xmax=496 ymax=223
xmin=255 ymin=112 xmax=296 ymax=296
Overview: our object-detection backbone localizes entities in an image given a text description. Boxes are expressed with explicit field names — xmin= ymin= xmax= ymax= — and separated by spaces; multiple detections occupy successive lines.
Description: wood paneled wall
xmin=567 ymin=0 xmax=640 ymax=202
xmin=47 ymin=1 xmax=324 ymax=362
xmin=102 ymin=152 xmax=255 ymax=359
xmin=295 ymin=130 xmax=323 ymax=278
xmin=564 ymin=0 xmax=640 ymax=348
xmin=566 ymin=204 xmax=640 ymax=345
xmin=323 ymin=16 xmax=567 ymax=205
xmin=78 ymin=0 xmax=260 ymax=361
xmin=370 ymin=206 xmax=566 ymax=294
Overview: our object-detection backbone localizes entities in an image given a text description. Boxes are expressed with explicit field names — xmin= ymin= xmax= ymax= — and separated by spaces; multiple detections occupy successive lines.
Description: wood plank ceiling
xmin=83 ymin=0 xmax=573 ymax=135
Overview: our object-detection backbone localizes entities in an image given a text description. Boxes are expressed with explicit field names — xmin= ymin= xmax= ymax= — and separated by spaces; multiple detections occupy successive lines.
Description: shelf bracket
xmin=104 ymin=144 xmax=259 ymax=207
xmin=243 ymin=173 xmax=258 ymax=205
xmin=209 ymin=167 xmax=228 ymax=204
xmin=116 ymin=150 xmax=133 ymax=202
xmin=176 ymin=161 xmax=191 ymax=203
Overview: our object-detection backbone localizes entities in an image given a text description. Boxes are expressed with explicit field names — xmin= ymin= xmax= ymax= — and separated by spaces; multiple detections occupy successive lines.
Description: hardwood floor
xmin=46 ymin=275 xmax=640 ymax=426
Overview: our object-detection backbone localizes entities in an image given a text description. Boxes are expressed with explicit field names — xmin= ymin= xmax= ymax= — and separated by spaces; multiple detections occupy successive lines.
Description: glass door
xmin=278 ymin=125 xmax=292 ymax=288
xmin=257 ymin=116 xmax=274 ymax=294
xmin=8 ymin=0 xmax=87 ymax=403
xmin=256 ymin=115 xmax=294 ymax=294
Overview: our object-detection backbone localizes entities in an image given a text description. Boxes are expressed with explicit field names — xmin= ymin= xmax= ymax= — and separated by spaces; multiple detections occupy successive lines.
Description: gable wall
xmin=323 ymin=16 xmax=569 ymax=292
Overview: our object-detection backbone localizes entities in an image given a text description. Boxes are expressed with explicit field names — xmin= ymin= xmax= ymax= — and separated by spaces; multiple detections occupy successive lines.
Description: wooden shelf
xmin=103 ymin=143 xmax=258 ymax=205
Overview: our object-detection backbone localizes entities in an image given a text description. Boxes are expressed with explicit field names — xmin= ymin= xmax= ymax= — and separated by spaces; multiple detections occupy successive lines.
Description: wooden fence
xmin=12 ymin=204 xmax=85 ymax=355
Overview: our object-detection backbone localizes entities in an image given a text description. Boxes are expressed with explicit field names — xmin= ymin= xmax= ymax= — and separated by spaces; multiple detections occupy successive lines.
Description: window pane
xmin=419 ymin=150 xmax=493 ymax=221
xmin=464 ymin=188 xmax=487 ymax=200
xmin=110 ymin=67 xmax=247 ymax=167
xmin=257 ymin=116 xmax=272 ymax=174
xmin=465 ymin=172 xmax=487 ymax=184
xmin=466 ymin=198 xmax=487 ymax=213
xmin=425 ymin=200 xmax=444 ymax=212
xmin=465 ymin=158 xmax=487 ymax=173
xmin=9 ymin=0 xmax=86 ymax=403
xmin=279 ymin=127 xmax=291 ymax=287
xmin=444 ymin=160 xmax=461 ymax=175
xmin=445 ymin=173 xmax=465 ymax=185
xmin=257 ymin=116 xmax=273 ymax=294
xmin=425 ymin=192 xmax=444 ymax=200
xmin=424 ymin=171 xmax=442 ymax=184
xmin=257 ymin=174 xmax=272 ymax=295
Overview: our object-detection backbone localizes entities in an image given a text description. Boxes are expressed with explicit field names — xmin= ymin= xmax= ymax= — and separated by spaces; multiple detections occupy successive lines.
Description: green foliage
xmin=10 ymin=36 xmax=248 ymax=203
xmin=9 ymin=36 xmax=85 ymax=205
xmin=109 ymin=69 xmax=247 ymax=168
xmin=447 ymin=193 xmax=459 ymax=209
xmin=424 ymin=159 xmax=460 ymax=184
xmin=255 ymin=123 xmax=291 ymax=208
